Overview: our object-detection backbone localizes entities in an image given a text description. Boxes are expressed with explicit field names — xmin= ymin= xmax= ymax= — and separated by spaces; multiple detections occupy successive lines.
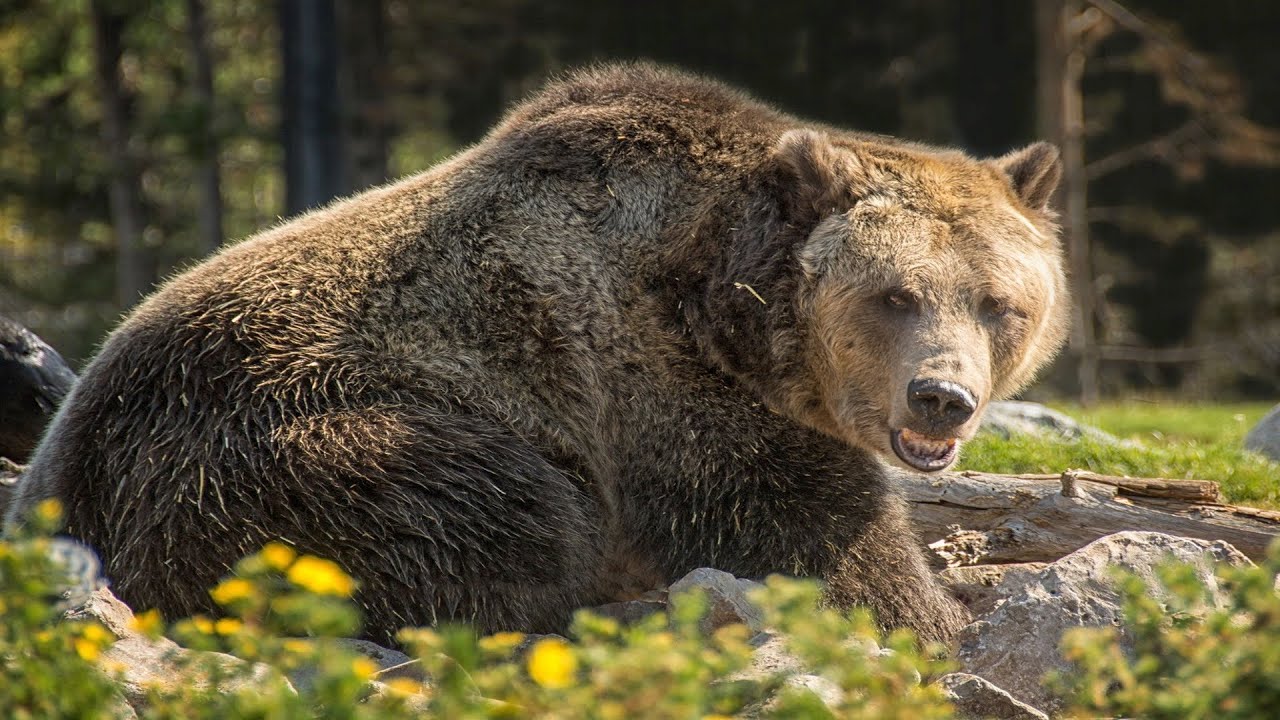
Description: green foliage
xmin=1056 ymin=541 xmax=1280 ymax=719
xmin=959 ymin=402 xmax=1280 ymax=508
xmin=0 ymin=500 xmax=127 ymax=718
xmin=2 ymin=527 xmax=957 ymax=719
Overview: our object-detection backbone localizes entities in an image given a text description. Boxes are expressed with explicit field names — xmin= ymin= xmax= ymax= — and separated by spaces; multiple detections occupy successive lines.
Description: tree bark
xmin=186 ymin=0 xmax=224 ymax=256
xmin=279 ymin=0 xmax=345 ymax=216
xmin=902 ymin=470 xmax=1280 ymax=566
xmin=90 ymin=0 xmax=147 ymax=309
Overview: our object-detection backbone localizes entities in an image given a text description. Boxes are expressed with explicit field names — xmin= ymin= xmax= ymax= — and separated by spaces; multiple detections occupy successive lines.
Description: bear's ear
xmin=774 ymin=129 xmax=872 ymax=218
xmin=992 ymin=142 xmax=1062 ymax=211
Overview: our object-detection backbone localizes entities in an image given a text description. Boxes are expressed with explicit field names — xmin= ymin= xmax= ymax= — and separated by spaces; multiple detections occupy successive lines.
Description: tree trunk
xmin=186 ymin=0 xmax=225 ymax=256
xmin=1036 ymin=0 xmax=1098 ymax=404
xmin=90 ymin=0 xmax=147 ymax=309
xmin=338 ymin=0 xmax=390 ymax=192
xmin=902 ymin=470 xmax=1280 ymax=566
xmin=279 ymin=0 xmax=345 ymax=216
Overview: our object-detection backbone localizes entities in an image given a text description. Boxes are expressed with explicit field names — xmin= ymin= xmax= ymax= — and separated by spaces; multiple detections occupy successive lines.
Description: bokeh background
xmin=2 ymin=0 xmax=1278 ymax=402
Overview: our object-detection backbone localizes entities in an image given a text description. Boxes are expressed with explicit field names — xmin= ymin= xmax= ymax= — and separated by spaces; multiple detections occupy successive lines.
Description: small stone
xmin=64 ymin=588 xmax=292 ymax=712
xmin=668 ymin=567 xmax=765 ymax=634
xmin=364 ymin=679 xmax=432 ymax=713
xmin=980 ymin=401 xmax=1117 ymax=443
xmin=782 ymin=673 xmax=843 ymax=708
xmin=1245 ymin=403 xmax=1280 ymax=461
xmin=937 ymin=672 xmax=1050 ymax=720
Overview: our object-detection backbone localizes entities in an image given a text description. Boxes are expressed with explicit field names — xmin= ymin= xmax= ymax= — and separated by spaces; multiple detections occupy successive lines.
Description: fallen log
xmin=903 ymin=469 xmax=1280 ymax=566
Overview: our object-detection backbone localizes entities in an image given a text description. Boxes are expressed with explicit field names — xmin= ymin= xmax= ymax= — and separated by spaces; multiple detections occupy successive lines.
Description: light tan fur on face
xmin=792 ymin=138 xmax=1070 ymax=469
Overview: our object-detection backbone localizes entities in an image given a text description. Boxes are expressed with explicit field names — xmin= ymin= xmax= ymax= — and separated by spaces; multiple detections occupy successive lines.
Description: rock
xmin=0 ymin=315 xmax=76 ymax=463
xmin=744 ymin=631 xmax=806 ymax=676
xmin=937 ymin=672 xmax=1049 ymax=720
xmin=1245 ymin=403 xmax=1280 ymax=461
xmin=0 ymin=457 xmax=20 ymax=519
xmin=780 ymin=673 xmax=843 ymax=708
xmin=286 ymin=637 xmax=423 ymax=693
xmin=668 ymin=567 xmax=766 ymax=634
xmin=939 ymin=563 xmax=1048 ymax=617
xmin=588 ymin=599 xmax=667 ymax=626
xmin=339 ymin=638 xmax=419 ymax=680
xmin=364 ymin=679 xmax=432 ymax=713
xmin=66 ymin=588 xmax=293 ymax=711
xmin=980 ymin=401 xmax=1117 ymax=443
xmin=957 ymin=531 xmax=1250 ymax=714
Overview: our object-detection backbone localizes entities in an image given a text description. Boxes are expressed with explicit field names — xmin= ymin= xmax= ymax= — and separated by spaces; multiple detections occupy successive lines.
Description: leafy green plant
xmin=0 ymin=499 xmax=127 ymax=719
xmin=2 ymin=516 xmax=958 ymax=719
xmin=1056 ymin=541 xmax=1280 ymax=719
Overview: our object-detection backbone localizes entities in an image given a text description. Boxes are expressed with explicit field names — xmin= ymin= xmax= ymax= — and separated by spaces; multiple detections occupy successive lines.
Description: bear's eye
xmin=883 ymin=289 xmax=917 ymax=310
xmin=982 ymin=296 xmax=1012 ymax=318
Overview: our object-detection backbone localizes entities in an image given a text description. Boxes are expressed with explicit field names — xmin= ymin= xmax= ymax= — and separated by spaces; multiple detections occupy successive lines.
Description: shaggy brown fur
xmin=6 ymin=64 xmax=1068 ymax=645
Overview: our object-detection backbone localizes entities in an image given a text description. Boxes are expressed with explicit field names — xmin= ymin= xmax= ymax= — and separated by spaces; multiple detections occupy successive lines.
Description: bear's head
xmin=775 ymin=130 xmax=1070 ymax=472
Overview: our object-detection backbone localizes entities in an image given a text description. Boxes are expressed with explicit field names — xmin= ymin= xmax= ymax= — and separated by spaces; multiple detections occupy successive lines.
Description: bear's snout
xmin=906 ymin=378 xmax=977 ymax=432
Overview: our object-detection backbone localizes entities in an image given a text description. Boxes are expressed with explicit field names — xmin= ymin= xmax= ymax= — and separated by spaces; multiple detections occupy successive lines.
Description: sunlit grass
xmin=1056 ymin=401 xmax=1274 ymax=445
xmin=960 ymin=401 xmax=1280 ymax=508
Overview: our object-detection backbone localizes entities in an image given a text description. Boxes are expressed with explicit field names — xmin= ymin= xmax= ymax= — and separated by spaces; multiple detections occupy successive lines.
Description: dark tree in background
xmin=186 ymin=0 xmax=225 ymax=255
xmin=89 ymin=0 xmax=148 ymax=310
xmin=279 ymin=0 xmax=345 ymax=216
xmin=338 ymin=0 xmax=390 ymax=191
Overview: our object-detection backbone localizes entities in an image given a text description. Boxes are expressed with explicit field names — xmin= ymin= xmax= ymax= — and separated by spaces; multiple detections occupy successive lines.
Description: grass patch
xmin=959 ymin=401 xmax=1280 ymax=508
xmin=1056 ymin=401 xmax=1274 ymax=445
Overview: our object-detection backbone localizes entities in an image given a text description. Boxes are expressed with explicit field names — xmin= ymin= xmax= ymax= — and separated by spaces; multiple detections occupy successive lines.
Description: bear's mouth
xmin=890 ymin=428 xmax=959 ymax=472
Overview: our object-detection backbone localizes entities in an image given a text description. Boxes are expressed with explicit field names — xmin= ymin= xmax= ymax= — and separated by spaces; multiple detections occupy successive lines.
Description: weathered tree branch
xmin=904 ymin=470 xmax=1280 ymax=567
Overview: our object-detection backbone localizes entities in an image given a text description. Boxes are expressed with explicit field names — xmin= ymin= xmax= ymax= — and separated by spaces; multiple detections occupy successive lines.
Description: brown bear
xmin=6 ymin=63 xmax=1069 ymax=646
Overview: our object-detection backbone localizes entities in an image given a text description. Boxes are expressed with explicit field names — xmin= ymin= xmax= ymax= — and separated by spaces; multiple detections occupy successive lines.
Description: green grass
xmin=1058 ymin=401 xmax=1274 ymax=445
xmin=959 ymin=401 xmax=1280 ymax=508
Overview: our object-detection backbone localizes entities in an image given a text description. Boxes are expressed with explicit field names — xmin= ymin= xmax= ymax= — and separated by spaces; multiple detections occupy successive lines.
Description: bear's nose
xmin=907 ymin=378 xmax=977 ymax=430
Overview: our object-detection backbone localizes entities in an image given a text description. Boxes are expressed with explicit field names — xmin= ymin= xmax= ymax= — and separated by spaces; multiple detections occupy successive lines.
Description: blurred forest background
xmin=1 ymin=0 xmax=1278 ymax=402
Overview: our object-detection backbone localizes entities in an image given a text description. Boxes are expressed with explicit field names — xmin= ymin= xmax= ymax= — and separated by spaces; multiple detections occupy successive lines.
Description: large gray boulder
xmin=956 ymin=531 xmax=1250 ymax=715
xmin=1244 ymin=403 xmax=1280 ymax=461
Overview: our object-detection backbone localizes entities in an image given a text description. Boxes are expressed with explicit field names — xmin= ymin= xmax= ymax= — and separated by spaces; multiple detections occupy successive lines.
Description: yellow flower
xmin=384 ymin=677 xmax=424 ymax=696
xmin=286 ymin=556 xmax=355 ymax=596
xmin=81 ymin=623 xmax=112 ymax=643
xmin=352 ymin=656 xmax=378 ymax=681
xmin=35 ymin=498 xmax=63 ymax=524
xmin=210 ymin=577 xmax=257 ymax=606
xmin=526 ymin=638 xmax=577 ymax=689
xmin=74 ymin=637 xmax=102 ymax=662
xmin=72 ymin=623 xmax=113 ymax=662
xmin=129 ymin=609 xmax=164 ymax=637
xmin=214 ymin=618 xmax=243 ymax=635
xmin=479 ymin=631 xmax=526 ymax=654
xmin=261 ymin=542 xmax=297 ymax=571
xmin=191 ymin=616 xmax=215 ymax=635
xmin=283 ymin=639 xmax=313 ymax=656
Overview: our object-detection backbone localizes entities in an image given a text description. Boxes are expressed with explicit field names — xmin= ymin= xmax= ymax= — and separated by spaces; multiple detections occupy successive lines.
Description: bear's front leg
xmin=815 ymin=489 xmax=972 ymax=645
xmin=613 ymin=395 xmax=969 ymax=645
